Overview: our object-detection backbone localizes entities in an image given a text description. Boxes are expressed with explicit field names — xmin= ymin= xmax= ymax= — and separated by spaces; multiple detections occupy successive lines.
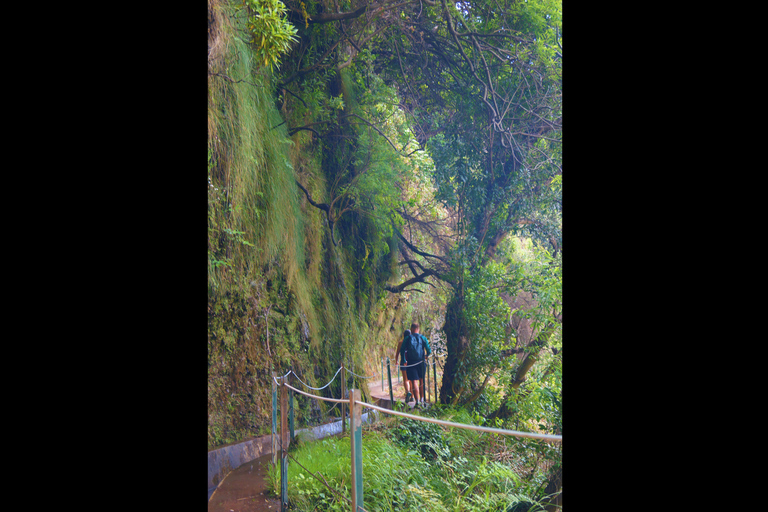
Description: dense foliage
xmin=209 ymin=0 xmax=561 ymax=505
xmin=269 ymin=409 xmax=560 ymax=511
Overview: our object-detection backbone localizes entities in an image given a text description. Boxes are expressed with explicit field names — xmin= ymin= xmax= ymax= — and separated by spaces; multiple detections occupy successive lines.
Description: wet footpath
xmin=208 ymin=451 xmax=280 ymax=512
xmin=208 ymin=390 xmax=418 ymax=512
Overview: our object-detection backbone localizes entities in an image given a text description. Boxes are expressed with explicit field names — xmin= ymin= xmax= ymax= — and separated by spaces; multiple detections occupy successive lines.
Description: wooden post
xmin=341 ymin=362 xmax=347 ymax=434
xmin=386 ymin=357 xmax=393 ymax=405
xmin=271 ymin=372 xmax=278 ymax=466
xmin=280 ymin=376 xmax=289 ymax=511
xmin=349 ymin=389 xmax=363 ymax=512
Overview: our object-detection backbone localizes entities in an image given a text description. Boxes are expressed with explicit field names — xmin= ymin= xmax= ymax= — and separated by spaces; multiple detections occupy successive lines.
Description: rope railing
xmin=274 ymin=351 xmax=450 ymax=393
xmin=397 ymin=351 xmax=447 ymax=367
xmin=360 ymin=400 xmax=562 ymax=442
xmin=283 ymin=381 xmax=347 ymax=403
xmin=277 ymin=351 xmax=449 ymax=420
xmin=281 ymin=374 xmax=562 ymax=442
xmin=270 ymin=354 xmax=561 ymax=512
xmin=346 ymin=367 xmax=376 ymax=379
xmin=395 ymin=360 xmax=422 ymax=368
xmin=274 ymin=366 xmax=343 ymax=390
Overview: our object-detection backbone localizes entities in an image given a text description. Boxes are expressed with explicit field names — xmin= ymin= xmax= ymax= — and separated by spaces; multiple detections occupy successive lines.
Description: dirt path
xmin=369 ymin=367 xmax=441 ymax=405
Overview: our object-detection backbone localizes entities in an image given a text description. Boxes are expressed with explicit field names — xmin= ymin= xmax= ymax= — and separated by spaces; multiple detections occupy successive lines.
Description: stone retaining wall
xmin=208 ymin=410 xmax=380 ymax=499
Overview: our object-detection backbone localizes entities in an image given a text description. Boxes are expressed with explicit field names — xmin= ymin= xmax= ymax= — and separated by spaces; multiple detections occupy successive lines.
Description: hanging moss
xmin=207 ymin=0 xmax=441 ymax=451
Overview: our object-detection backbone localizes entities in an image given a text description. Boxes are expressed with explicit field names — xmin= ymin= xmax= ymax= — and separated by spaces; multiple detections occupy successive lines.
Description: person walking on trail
xmin=395 ymin=329 xmax=413 ymax=403
xmin=400 ymin=322 xmax=431 ymax=407
xmin=412 ymin=323 xmax=432 ymax=405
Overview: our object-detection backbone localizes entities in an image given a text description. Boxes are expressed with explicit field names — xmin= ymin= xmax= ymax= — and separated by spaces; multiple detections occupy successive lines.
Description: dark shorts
xmin=405 ymin=360 xmax=425 ymax=381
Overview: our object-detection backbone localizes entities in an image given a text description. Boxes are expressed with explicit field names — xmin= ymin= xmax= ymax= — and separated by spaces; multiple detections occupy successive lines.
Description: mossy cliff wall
xmin=207 ymin=0 xmax=417 ymax=450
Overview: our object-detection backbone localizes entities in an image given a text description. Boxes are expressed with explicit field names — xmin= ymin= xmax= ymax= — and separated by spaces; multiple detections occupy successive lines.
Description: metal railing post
xmin=272 ymin=371 xmax=278 ymax=466
xmin=341 ymin=362 xmax=347 ymax=434
xmin=386 ymin=357 xmax=393 ymax=405
xmin=289 ymin=374 xmax=295 ymax=443
xmin=349 ymin=389 xmax=363 ymax=512
xmin=381 ymin=357 xmax=384 ymax=392
xmin=280 ymin=376 xmax=289 ymax=511
xmin=433 ymin=359 xmax=438 ymax=404
xmin=426 ymin=359 xmax=430 ymax=403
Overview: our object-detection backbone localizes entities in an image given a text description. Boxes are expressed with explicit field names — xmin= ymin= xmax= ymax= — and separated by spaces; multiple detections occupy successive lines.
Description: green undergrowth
xmin=267 ymin=407 xmax=558 ymax=511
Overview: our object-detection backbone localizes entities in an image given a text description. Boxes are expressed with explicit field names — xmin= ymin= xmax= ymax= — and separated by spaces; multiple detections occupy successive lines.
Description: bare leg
xmin=402 ymin=372 xmax=410 ymax=400
xmin=411 ymin=380 xmax=421 ymax=402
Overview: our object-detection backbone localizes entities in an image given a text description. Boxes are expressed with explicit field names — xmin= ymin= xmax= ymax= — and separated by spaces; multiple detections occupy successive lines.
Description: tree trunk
xmin=439 ymin=292 xmax=468 ymax=404
xmin=487 ymin=322 xmax=556 ymax=420
xmin=542 ymin=465 xmax=562 ymax=511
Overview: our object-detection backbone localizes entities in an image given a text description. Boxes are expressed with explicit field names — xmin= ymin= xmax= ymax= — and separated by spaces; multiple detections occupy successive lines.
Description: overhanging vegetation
xmin=208 ymin=0 xmax=562 ymax=507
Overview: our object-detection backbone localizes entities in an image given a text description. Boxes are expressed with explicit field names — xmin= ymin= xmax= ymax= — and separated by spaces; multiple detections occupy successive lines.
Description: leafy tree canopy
xmin=247 ymin=0 xmax=562 ymax=408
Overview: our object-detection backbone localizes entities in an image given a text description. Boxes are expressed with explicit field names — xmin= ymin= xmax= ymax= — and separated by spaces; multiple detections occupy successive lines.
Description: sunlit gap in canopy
xmin=454 ymin=1 xmax=472 ymax=18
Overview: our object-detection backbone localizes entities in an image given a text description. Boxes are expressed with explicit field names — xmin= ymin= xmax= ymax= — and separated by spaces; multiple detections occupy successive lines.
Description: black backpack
xmin=403 ymin=332 xmax=424 ymax=363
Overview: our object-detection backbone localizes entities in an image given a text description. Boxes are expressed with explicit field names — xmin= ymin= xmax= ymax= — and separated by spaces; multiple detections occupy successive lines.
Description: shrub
xmin=243 ymin=0 xmax=298 ymax=70
xmin=393 ymin=418 xmax=450 ymax=461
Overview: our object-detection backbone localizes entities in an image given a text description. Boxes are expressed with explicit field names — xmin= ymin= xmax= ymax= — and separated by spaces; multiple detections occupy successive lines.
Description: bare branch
xmin=340 ymin=113 xmax=403 ymax=153
xmin=288 ymin=126 xmax=324 ymax=138
xmin=279 ymin=37 xmax=343 ymax=87
xmin=394 ymin=227 xmax=448 ymax=264
xmin=295 ymin=179 xmax=338 ymax=246
xmin=282 ymin=87 xmax=308 ymax=108
xmin=287 ymin=4 xmax=368 ymax=25
xmin=384 ymin=268 xmax=440 ymax=293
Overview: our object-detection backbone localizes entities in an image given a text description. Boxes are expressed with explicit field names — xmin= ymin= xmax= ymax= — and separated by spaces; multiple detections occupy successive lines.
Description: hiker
xmin=395 ymin=329 xmax=413 ymax=403
xmin=400 ymin=322 xmax=431 ymax=407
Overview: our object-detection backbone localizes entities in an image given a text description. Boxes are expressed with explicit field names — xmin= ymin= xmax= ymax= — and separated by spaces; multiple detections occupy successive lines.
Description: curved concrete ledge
xmin=208 ymin=410 xmax=380 ymax=500
xmin=207 ymin=435 xmax=270 ymax=499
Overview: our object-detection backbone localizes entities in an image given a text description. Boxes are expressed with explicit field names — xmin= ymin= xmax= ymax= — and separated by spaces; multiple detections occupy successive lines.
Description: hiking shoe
xmin=405 ymin=392 xmax=413 ymax=403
